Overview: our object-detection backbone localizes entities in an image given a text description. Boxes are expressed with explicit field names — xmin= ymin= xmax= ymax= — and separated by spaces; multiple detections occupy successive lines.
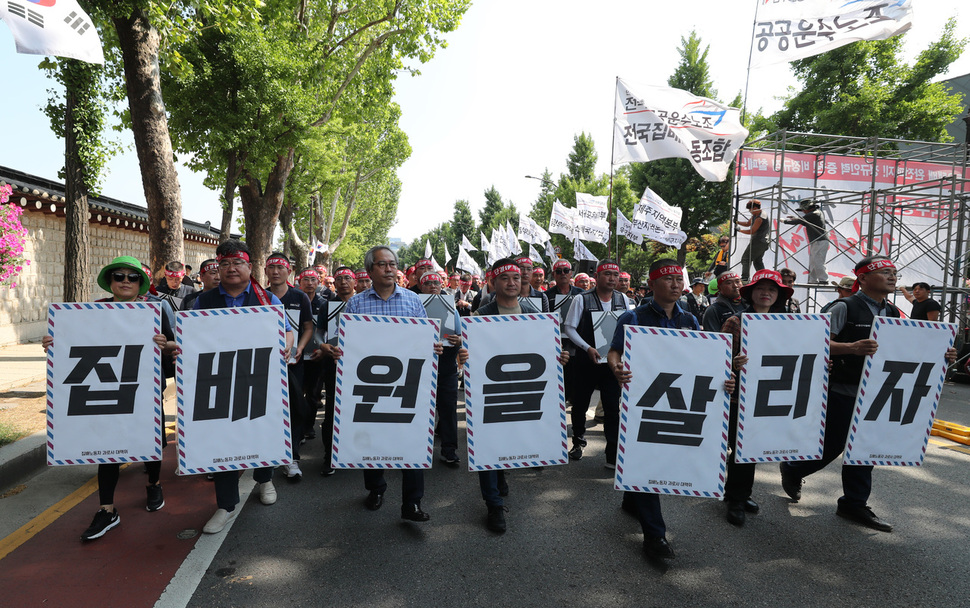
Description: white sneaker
xmin=259 ymin=481 xmax=277 ymax=505
xmin=203 ymin=508 xmax=237 ymax=534
xmin=286 ymin=461 xmax=303 ymax=480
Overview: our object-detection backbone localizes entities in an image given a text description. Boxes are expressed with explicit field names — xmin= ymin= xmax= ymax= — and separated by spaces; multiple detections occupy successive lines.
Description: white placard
xmin=616 ymin=326 xmax=732 ymax=497
xmin=420 ymin=293 xmax=458 ymax=337
xmin=176 ymin=306 xmax=291 ymax=474
xmin=550 ymin=294 xmax=574 ymax=337
xmin=590 ymin=310 xmax=624 ymax=359
xmin=332 ymin=314 xmax=439 ymax=469
xmin=462 ymin=313 xmax=567 ymax=469
xmin=46 ymin=303 xmax=163 ymax=465
xmin=325 ymin=300 xmax=349 ymax=345
xmin=844 ymin=317 xmax=957 ymax=466
xmin=736 ymin=313 xmax=830 ymax=463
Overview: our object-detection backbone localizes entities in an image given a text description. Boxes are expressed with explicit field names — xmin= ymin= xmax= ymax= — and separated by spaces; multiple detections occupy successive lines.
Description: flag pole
xmin=741 ymin=0 xmax=761 ymax=124
xmin=609 ymin=75 xmax=618 ymax=262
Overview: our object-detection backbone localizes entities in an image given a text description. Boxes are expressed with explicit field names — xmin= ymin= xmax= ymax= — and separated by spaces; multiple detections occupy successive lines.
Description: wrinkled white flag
xmin=480 ymin=231 xmax=491 ymax=253
xmin=613 ymin=79 xmax=748 ymax=182
xmin=443 ymin=243 xmax=451 ymax=268
xmin=506 ymin=220 xmax=522 ymax=255
xmin=549 ymin=201 xmax=577 ymax=239
xmin=461 ymin=234 xmax=477 ymax=252
xmin=573 ymin=238 xmax=597 ymax=262
xmin=574 ymin=192 xmax=610 ymax=245
xmin=424 ymin=240 xmax=433 ymax=259
xmin=633 ymin=187 xmax=688 ymax=248
xmin=544 ymin=240 xmax=557 ymax=262
xmin=616 ymin=209 xmax=643 ymax=245
xmin=457 ymin=248 xmax=481 ymax=275
xmin=0 ymin=0 xmax=105 ymax=64
xmin=750 ymin=0 xmax=913 ymax=68
xmin=518 ymin=216 xmax=551 ymax=245
xmin=528 ymin=244 xmax=544 ymax=266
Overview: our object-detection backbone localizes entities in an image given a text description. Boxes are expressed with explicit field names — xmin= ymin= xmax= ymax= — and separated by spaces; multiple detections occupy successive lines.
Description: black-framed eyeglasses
xmin=555 ymin=268 xmax=570 ymax=275
xmin=111 ymin=272 xmax=142 ymax=284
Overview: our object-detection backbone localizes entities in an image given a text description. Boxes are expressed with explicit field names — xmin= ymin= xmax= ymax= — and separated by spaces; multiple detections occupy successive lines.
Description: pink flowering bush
xmin=0 ymin=183 xmax=30 ymax=288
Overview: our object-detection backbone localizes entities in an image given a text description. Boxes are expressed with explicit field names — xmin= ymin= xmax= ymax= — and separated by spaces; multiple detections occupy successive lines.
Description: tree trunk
xmin=280 ymin=195 xmax=309 ymax=271
xmin=220 ymin=152 xmax=238 ymax=242
xmin=113 ymin=9 xmax=184 ymax=276
xmin=63 ymin=70 xmax=89 ymax=303
xmin=239 ymin=149 xmax=295 ymax=283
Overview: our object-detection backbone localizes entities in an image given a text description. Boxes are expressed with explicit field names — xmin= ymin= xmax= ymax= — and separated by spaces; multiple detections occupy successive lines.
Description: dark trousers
xmin=478 ymin=470 xmax=508 ymax=507
xmin=724 ymin=397 xmax=756 ymax=502
xmin=782 ymin=390 xmax=872 ymax=508
xmin=303 ymin=359 xmax=324 ymax=412
xmin=213 ymin=467 xmax=273 ymax=511
xmin=570 ymin=359 xmax=622 ymax=463
xmin=321 ymin=360 xmax=337 ymax=470
xmin=740 ymin=238 xmax=769 ymax=281
xmin=287 ymin=364 xmax=309 ymax=460
xmin=98 ymin=461 xmax=161 ymax=505
xmin=436 ymin=345 xmax=459 ymax=458
xmin=623 ymin=491 xmax=666 ymax=538
xmin=363 ymin=469 xmax=424 ymax=505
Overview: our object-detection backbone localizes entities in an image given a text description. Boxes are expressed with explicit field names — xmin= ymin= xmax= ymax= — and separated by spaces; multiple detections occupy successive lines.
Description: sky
xmin=1 ymin=1 xmax=968 ymax=246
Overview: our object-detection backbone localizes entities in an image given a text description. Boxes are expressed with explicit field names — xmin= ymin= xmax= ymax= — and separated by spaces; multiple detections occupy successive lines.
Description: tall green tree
xmin=478 ymin=186 xmax=505 ymax=232
xmin=769 ymin=18 xmax=966 ymax=144
xmin=566 ymin=132 xmax=597 ymax=183
xmin=449 ymin=199 xmax=477 ymax=266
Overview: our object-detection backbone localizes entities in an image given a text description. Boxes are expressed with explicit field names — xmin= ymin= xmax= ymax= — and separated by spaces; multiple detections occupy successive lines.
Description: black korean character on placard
xmin=482 ymin=353 xmax=546 ymax=424
xmin=634 ymin=372 xmax=717 ymax=446
xmin=193 ymin=348 xmax=273 ymax=422
xmin=352 ymin=355 xmax=423 ymax=423
xmin=753 ymin=354 xmax=817 ymax=420
xmin=863 ymin=360 xmax=935 ymax=425
xmin=65 ymin=345 xmax=144 ymax=416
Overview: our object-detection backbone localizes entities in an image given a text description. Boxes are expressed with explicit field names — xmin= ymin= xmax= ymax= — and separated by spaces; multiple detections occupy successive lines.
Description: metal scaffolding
xmin=733 ymin=131 xmax=969 ymax=328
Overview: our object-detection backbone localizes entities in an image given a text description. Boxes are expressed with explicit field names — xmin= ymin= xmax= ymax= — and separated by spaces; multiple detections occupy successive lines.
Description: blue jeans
xmin=478 ymin=470 xmax=507 ymax=507
xmin=623 ymin=491 xmax=666 ymax=538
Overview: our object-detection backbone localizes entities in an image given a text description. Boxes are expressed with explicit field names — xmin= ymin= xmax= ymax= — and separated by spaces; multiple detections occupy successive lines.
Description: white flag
xmin=457 ymin=247 xmax=481 ymax=275
xmin=424 ymin=240 xmax=433 ymax=259
xmin=549 ymin=200 xmax=577 ymax=239
xmin=616 ymin=209 xmax=643 ymax=245
xmin=519 ymin=215 xmax=551 ymax=245
xmin=750 ymin=0 xmax=913 ymax=68
xmin=506 ymin=220 xmax=522 ymax=255
xmin=573 ymin=238 xmax=597 ymax=262
xmin=0 ymin=0 xmax=105 ymax=64
xmin=528 ymin=244 xmax=544 ymax=266
xmin=443 ymin=242 xmax=451 ymax=267
xmin=613 ymin=79 xmax=748 ymax=182
xmin=544 ymin=240 xmax=557 ymax=262
xmin=632 ymin=187 xmax=688 ymax=248
xmin=461 ymin=234 xmax=477 ymax=252
xmin=480 ymin=231 xmax=491 ymax=253
xmin=574 ymin=192 xmax=610 ymax=245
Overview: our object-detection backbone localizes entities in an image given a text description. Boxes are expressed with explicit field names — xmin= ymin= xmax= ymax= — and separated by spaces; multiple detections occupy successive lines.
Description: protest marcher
xmin=608 ymin=259 xmax=734 ymax=560
xmin=550 ymin=260 xmax=583 ymax=299
xmin=783 ymin=198 xmax=830 ymax=284
xmin=832 ymin=276 xmax=854 ymax=300
xmin=336 ymin=245 xmax=442 ymax=522
xmin=182 ymin=259 xmax=220 ymax=311
xmin=309 ymin=266 xmax=357 ymax=476
xmin=780 ymin=255 xmax=956 ymax=532
xmin=531 ymin=267 xmax=546 ymax=291
xmin=574 ymin=273 xmax=591 ymax=291
xmin=471 ymin=269 xmax=496 ymax=312
xmin=42 ymin=256 xmax=177 ymax=541
xmin=471 ymin=274 xmax=482 ymax=291
xmin=618 ymin=272 xmax=633 ymax=299
xmin=718 ymin=270 xmax=793 ymax=526
xmin=778 ymin=268 xmax=801 ymax=313
xmin=454 ymin=273 xmax=477 ymax=316
xmin=182 ymin=264 xmax=198 ymax=288
xmin=354 ymin=269 xmax=372 ymax=293
xmin=297 ymin=268 xmax=327 ymax=428
xmin=265 ymin=253 xmax=313 ymax=480
xmin=683 ymin=277 xmax=708 ymax=319
xmin=419 ymin=273 xmax=463 ymax=466
xmin=707 ymin=234 xmax=731 ymax=278
xmin=900 ymin=282 xmax=941 ymax=321
xmin=156 ymin=261 xmax=197 ymax=300
xmin=313 ymin=265 xmax=334 ymax=300
xmin=470 ymin=259 xmax=541 ymax=532
xmin=563 ymin=259 xmax=632 ymax=466
xmin=194 ymin=240 xmax=292 ymax=534
xmin=445 ymin=272 xmax=461 ymax=295
xmin=736 ymin=200 xmax=769 ymax=282
xmin=396 ymin=269 xmax=408 ymax=287
xmin=702 ymin=272 xmax=745 ymax=332
xmin=516 ymin=256 xmax=550 ymax=312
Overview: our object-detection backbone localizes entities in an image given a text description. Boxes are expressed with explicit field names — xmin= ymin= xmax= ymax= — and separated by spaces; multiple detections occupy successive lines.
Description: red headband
xmin=355 ymin=271 xmax=369 ymax=279
xmin=493 ymin=264 xmax=521 ymax=276
xmin=553 ymin=260 xmax=571 ymax=270
xmin=649 ymin=265 xmax=683 ymax=281
xmin=297 ymin=269 xmax=318 ymax=281
xmin=406 ymin=266 xmax=416 ymax=275
xmin=597 ymin=262 xmax=620 ymax=274
xmin=202 ymin=262 xmax=219 ymax=274
xmin=533 ymin=268 xmax=545 ymax=274
xmin=217 ymin=251 xmax=250 ymax=263
xmin=459 ymin=279 xmax=471 ymax=285
xmin=619 ymin=271 xmax=630 ymax=279
xmin=165 ymin=270 xmax=185 ymax=278
xmin=420 ymin=273 xmax=442 ymax=285
xmin=334 ymin=268 xmax=356 ymax=279
xmin=515 ymin=256 xmax=533 ymax=266
xmin=265 ymin=256 xmax=291 ymax=269
xmin=717 ymin=271 xmax=740 ymax=286
xmin=853 ymin=259 xmax=896 ymax=276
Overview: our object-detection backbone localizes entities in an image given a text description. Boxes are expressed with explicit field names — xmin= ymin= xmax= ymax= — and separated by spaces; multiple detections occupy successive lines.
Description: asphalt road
xmin=181 ymin=383 xmax=970 ymax=608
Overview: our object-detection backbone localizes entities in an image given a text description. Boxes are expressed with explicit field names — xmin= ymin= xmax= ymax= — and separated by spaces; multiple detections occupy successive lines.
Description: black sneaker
xmin=439 ymin=453 xmax=460 ymax=466
xmin=146 ymin=484 xmax=164 ymax=512
xmin=568 ymin=445 xmax=583 ymax=461
xmin=80 ymin=508 xmax=120 ymax=541
xmin=779 ymin=463 xmax=803 ymax=502
xmin=486 ymin=505 xmax=508 ymax=533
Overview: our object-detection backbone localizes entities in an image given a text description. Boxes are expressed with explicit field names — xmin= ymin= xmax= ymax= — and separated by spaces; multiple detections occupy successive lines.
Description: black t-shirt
xmin=910 ymin=298 xmax=941 ymax=320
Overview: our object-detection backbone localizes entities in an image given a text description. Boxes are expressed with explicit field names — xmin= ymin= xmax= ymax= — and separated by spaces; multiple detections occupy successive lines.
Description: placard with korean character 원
xmin=332 ymin=314 xmax=439 ymax=469
xmin=615 ymin=327 xmax=732 ymax=498
xmin=844 ymin=317 xmax=957 ymax=466
xmin=47 ymin=303 xmax=163 ymax=465
xmin=176 ymin=306 xmax=291 ymax=475
xmin=462 ymin=313 xmax=567 ymax=470
xmin=736 ymin=313 xmax=830 ymax=463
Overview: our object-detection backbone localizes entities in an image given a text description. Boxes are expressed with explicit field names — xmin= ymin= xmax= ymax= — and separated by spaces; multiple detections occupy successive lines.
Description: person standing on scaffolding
xmin=736 ymin=200 xmax=769 ymax=282
xmin=783 ymin=198 xmax=830 ymax=284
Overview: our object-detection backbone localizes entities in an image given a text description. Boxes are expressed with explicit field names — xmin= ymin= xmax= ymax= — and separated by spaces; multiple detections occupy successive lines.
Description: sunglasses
xmin=554 ymin=268 xmax=570 ymax=275
xmin=111 ymin=271 xmax=142 ymax=283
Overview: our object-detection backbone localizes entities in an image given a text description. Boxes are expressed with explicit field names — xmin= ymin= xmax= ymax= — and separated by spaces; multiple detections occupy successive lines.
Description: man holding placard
xmin=780 ymin=255 xmax=957 ymax=532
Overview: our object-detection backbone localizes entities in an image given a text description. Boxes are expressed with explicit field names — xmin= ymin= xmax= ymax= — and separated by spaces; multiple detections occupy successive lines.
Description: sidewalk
xmin=0 ymin=341 xmax=46 ymax=392
xmin=0 ymin=341 xmax=48 ymax=490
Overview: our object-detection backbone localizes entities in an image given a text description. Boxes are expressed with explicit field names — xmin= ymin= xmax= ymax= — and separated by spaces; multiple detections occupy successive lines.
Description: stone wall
xmin=0 ymin=207 xmax=217 ymax=346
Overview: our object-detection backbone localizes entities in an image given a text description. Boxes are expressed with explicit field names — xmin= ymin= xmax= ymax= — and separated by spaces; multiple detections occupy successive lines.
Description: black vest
xmin=576 ymin=290 xmax=628 ymax=347
xmin=827 ymin=294 xmax=899 ymax=386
